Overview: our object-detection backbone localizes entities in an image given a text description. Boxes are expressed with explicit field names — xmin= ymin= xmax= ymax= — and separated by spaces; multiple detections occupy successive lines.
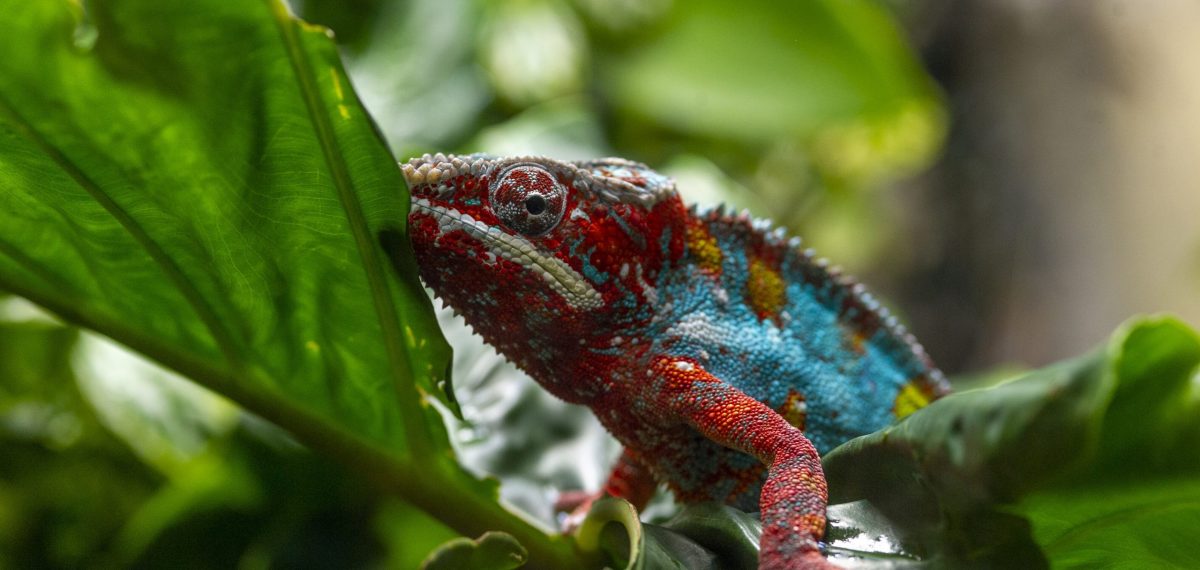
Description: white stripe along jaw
xmin=410 ymin=197 xmax=605 ymax=311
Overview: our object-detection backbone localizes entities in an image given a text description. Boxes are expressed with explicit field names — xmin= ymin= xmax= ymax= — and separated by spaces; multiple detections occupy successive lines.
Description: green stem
xmin=0 ymin=272 xmax=585 ymax=568
xmin=389 ymin=461 xmax=584 ymax=569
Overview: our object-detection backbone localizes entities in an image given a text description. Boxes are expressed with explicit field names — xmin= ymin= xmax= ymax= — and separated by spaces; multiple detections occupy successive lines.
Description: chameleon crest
xmin=402 ymin=153 xmax=949 ymax=569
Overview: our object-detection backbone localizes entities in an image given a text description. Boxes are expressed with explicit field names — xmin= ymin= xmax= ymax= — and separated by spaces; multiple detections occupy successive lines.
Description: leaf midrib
xmin=266 ymin=0 xmax=431 ymax=457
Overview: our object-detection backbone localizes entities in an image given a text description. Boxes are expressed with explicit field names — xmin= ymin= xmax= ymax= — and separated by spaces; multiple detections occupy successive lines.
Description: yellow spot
xmin=329 ymin=68 xmax=345 ymax=101
xmin=305 ymin=340 xmax=320 ymax=353
xmin=296 ymin=19 xmax=331 ymax=36
xmin=338 ymin=104 xmax=350 ymax=119
xmin=747 ymin=257 xmax=785 ymax=320
xmin=404 ymin=326 xmax=417 ymax=348
xmin=778 ymin=390 xmax=807 ymax=431
xmin=845 ymin=329 xmax=868 ymax=353
xmin=686 ymin=221 xmax=722 ymax=274
xmin=893 ymin=381 xmax=933 ymax=419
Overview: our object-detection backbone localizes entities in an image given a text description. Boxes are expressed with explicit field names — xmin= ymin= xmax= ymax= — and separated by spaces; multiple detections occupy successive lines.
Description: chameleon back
xmin=650 ymin=205 xmax=949 ymax=453
xmin=402 ymin=153 xmax=949 ymax=512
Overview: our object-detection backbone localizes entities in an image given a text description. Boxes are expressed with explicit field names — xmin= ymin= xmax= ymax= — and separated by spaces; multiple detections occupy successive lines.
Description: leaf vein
xmin=0 ymin=93 xmax=245 ymax=377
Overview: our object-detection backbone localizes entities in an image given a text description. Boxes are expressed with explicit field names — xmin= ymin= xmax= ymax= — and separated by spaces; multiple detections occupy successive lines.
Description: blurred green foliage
xmin=0 ymin=0 xmax=1195 ymax=569
xmin=313 ymin=0 xmax=944 ymax=265
xmin=0 ymin=315 xmax=157 ymax=568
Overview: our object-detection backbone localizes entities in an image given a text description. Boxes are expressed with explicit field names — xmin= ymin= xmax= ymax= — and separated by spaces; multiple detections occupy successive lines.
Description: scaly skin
xmin=400 ymin=154 xmax=949 ymax=568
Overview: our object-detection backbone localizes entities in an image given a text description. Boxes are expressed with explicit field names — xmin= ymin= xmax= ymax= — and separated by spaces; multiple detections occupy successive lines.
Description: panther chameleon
xmin=399 ymin=153 xmax=950 ymax=569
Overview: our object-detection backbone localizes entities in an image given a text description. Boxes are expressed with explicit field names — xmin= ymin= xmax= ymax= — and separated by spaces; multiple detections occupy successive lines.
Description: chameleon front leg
xmin=557 ymin=447 xmax=657 ymax=529
xmin=601 ymin=447 xmax=657 ymax=509
xmin=649 ymin=355 xmax=836 ymax=570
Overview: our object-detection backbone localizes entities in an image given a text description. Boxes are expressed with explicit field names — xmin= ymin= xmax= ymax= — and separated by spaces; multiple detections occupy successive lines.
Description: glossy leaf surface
xmin=822 ymin=316 xmax=1200 ymax=567
xmin=0 ymin=0 xmax=447 ymax=464
xmin=0 ymin=2 xmax=579 ymax=566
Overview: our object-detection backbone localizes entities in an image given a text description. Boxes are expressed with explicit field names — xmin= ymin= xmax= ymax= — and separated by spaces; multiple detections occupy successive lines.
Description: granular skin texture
xmin=401 ymin=154 xmax=950 ymax=569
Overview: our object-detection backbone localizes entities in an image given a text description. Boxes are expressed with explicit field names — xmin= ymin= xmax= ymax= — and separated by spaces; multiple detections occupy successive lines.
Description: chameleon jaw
xmin=411 ymin=197 xmax=605 ymax=311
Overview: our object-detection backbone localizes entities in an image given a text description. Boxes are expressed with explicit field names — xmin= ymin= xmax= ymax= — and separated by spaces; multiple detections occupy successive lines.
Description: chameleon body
xmin=401 ymin=154 xmax=949 ymax=569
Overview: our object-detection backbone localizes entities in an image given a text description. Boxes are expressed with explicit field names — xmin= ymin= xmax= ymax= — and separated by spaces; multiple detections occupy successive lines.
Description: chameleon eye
xmin=490 ymin=164 xmax=567 ymax=237
xmin=524 ymin=194 xmax=547 ymax=215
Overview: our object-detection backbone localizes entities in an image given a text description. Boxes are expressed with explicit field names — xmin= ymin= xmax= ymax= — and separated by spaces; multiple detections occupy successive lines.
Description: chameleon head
xmin=402 ymin=154 xmax=687 ymax=384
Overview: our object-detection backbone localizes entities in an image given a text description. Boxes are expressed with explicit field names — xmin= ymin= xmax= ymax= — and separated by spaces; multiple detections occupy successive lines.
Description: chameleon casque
xmin=400 ymin=153 xmax=950 ymax=569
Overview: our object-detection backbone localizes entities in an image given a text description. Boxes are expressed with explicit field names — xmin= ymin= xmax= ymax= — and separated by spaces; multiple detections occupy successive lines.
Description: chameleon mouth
xmin=410 ymin=197 xmax=604 ymax=311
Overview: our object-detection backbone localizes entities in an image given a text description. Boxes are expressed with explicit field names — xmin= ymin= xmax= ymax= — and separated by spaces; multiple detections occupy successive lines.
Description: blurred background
xmin=3 ymin=0 xmax=1198 ymax=566
xmin=304 ymin=0 xmax=1200 ymax=372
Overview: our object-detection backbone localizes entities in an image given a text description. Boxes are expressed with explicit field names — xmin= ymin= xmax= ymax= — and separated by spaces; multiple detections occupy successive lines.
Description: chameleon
xmin=399 ymin=153 xmax=950 ymax=569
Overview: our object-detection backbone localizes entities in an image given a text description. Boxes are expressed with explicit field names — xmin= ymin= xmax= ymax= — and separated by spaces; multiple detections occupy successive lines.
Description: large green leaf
xmin=0 ymin=1 xmax=575 ymax=565
xmin=0 ymin=0 xmax=446 ymax=454
xmin=821 ymin=315 xmax=1200 ymax=567
xmin=1019 ymin=318 xmax=1200 ymax=568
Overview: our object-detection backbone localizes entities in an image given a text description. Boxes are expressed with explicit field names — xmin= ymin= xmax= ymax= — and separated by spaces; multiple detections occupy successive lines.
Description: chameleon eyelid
xmin=489 ymin=163 xmax=568 ymax=237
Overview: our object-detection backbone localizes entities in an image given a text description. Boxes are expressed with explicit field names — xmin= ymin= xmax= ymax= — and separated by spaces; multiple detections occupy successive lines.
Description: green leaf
xmin=823 ymin=500 xmax=923 ymax=564
xmin=0 ymin=0 xmax=446 ymax=458
xmin=421 ymin=531 xmax=528 ymax=570
xmin=1022 ymin=478 xmax=1200 ymax=568
xmin=576 ymin=497 xmax=643 ymax=569
xmin=601 ymin=0 xmax=944 ymax=180
xmin=0 ymin=1 xmax=576 ymax=565
xmin=375 ymin=499 xmax=461 ymax=569
xmin=576 ymin=497 xmax=761 ymax=570
xmin=657 ymin=503 xmax=761 ymax=570
xmin=821 ymin=315 xmax=1200 ymax=567
xmin=1020 ymin=318 xmax=1200 ymax=568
